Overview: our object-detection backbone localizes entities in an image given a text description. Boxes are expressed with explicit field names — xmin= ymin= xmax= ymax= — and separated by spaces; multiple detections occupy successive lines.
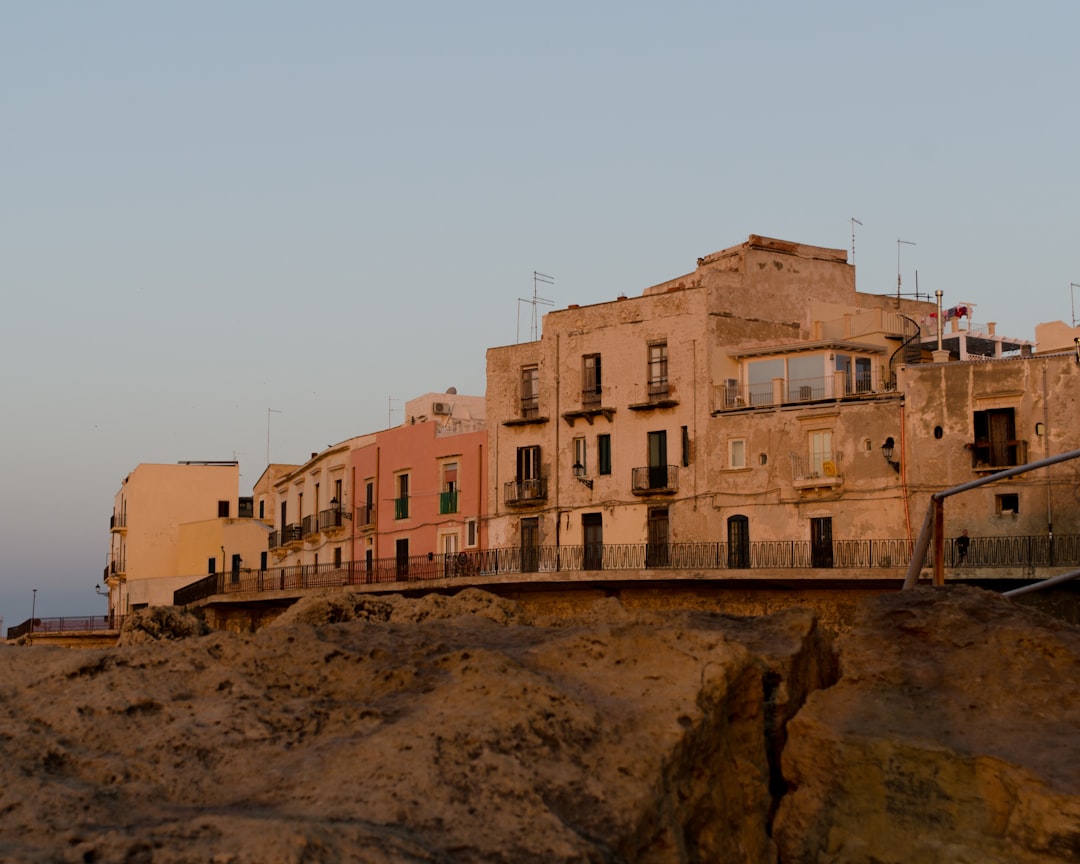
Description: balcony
xmin=631 ymin=465 xmax=678 ymax=495
xmin=439 ymin=490 xmax=459 ymax=515
xmin=504 ymin=478 xmax=547 ymax=506
xmin=969 ymin=439 xmax=1028 ymax=472
xmin=318 ymin=507 xmax=346 ymax=533
xmin=395 ymin=496 xmax=410 ymax=520
xmin=791 ymin=452 xmax=843 ymax=490
xmin=302 ymin=514 xmax=319 ymax=540
xmin=629 ymin=379 xmax=679 ymax=411
xmin=267 ymin=530 xmax=280 ymax=549
xmin=110 ymin=514 xmax=126 ymax=534
xmin=356 ymin=505 xmax=375 ymax=531
xmin=281 ymin=524 xmax=303 ymax=548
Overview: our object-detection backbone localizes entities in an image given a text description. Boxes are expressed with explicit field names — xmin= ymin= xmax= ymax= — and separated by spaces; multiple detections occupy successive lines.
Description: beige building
xmin=486 ymin=235 xmax=1049 ymax=571
xmin=106 ymin=461 xmax=265 ymax=616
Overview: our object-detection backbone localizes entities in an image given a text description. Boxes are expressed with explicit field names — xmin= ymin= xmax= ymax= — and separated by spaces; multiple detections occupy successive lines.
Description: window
xmin=231 ymin=554 xmax=241 ymax=584
xmin=521 ymin=365 xmax=539 ymax=417
xmin=996 ymin=493 xmax=1019 ymax=514
xmin=441 ymin=462 xmax=459 ymax=514
xmin=260 ymin=551 xmax=267 ymax=572
xmin=218 ymin=500 xmax=230 ymax=518
xmin=466 ymin=518 xmax=478 ymax=547
xmin=972 ymin=408 xmax=1024 ymax=469
xmin=258 ymin=499 xmax=265 ymax=519
xmin=681 ymin=426 xmax=690 ymax=467
xmin=583 ymin=354 xmax=602 ymax=406
xmin=727 ymin=515 xmax=750 ymax=568
xmin=207 ymin=557 xmax=216 ymax=575
xmin=573 ymin=437 xmax=586 ymax=475
xmin=395 ymin=473 xmax=410 ymax=519
xmin=808 ymin=430 xmax=833 ymax=476
xmin=333 ymin=478 xmax=343 ymax=507
xmin=729 ymin=438 xmax=747 ymax=469
xmin=648 ymin=342 xmax=668 ymax=396
xmin=333 ymin=547 xmax=342 ymax=568
xmin=517 ymin=445 xmax=541 ymax=481
xmin=597 ymin=434 xmax=612 ymax=475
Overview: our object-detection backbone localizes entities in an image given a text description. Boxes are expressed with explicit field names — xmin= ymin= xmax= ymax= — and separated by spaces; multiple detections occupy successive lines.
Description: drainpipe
xmin=1043 ymin=361 xmax=1053 ymax=558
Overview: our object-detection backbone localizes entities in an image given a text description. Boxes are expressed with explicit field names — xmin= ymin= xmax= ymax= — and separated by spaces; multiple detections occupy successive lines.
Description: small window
xmin=597 ymin=434 xmax=612 ymax=475
xmin=395 ymin=474 xmax=410 ymax=519
xmin=996 ymin=493 xmax=1019 ymax=514
xmin=260 ymin=551 xmax=267 ymax=572
xmin=333 ymin=547 xmax=342 ymax=568
xmin=681 ymin=426 xmax=691 ymax=467
xmin=466 ymin=518 xmax=478 ymax=547
xmin=218 ymin=500 xmax=230 ymax=518
xmin=521 ymin=365 xmax=539 ymax=417
xmin=648 ymin=342 xmax=669 ymax=396
xmin=729 ymin=439 xmax=747 ymax=469
xmin=258 ymin=499 xmax=265 ymax=519
xmin=583 ymin=354 xmax=602 ymax=405
xmin=207 ymin=557 xmax=216 ymax=575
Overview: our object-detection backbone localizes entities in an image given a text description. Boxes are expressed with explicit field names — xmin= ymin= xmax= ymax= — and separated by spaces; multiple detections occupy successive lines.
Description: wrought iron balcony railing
xmin=439 ymin=490 xmax=459 ymax=515
xmin=319 ymin=507 xmax=345 ymax=531
xmin=301 ymin=514 xmax=319 ymax=538
xmin=631 ymin=465 xmax=678 ymax=494
xmin=356 ymin=505 xmax=374 ymax=528
xmin=504 ymin=478 xmax=547 ymax=505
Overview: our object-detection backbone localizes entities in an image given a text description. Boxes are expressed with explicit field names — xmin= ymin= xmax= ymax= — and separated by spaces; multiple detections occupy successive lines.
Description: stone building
xmin=485 ymin=235 xmax=1047 ymax=571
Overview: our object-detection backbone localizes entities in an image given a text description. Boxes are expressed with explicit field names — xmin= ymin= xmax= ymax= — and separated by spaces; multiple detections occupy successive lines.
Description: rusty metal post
xmin=933 ymin=497 xmax=945 ymax=586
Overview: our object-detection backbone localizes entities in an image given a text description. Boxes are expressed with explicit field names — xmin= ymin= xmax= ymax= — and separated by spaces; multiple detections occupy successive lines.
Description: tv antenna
xmin=1071 ymin=282 xmax=1079 ymax=328
xmin=850 ymin=217 xmax=862 ymax=264
xmin=896 ymin=238 xmax=916 ymax=300
xmin=266 ymin=408 xmax=281 ymax=465
xmin=387 ymin=396 xmax=400 ymax=429
xmin=517 ymin=271 xmax=554 ymax=342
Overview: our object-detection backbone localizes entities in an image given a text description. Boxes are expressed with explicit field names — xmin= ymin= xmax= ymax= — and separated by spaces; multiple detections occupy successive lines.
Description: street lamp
xmin=30 ymin=589 xmax=36 ymax=639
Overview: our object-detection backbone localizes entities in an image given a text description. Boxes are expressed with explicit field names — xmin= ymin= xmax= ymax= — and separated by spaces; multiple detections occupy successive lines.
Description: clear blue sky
xmin=2 ymin=1 xmax=1077 ymax=623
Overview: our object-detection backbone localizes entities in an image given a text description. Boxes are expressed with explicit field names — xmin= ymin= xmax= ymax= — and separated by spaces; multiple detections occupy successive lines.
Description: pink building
xmin=351 ymin=392 xmax=487 ymax=574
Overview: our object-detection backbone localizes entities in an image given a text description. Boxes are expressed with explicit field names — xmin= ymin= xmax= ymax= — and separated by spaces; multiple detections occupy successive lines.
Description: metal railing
xmin=631 ymin=465 xmax=678 ymax=494
xmin=174 ymin=534 xmax=1080 ymax=607
xmin=301 ymin=514 xmax=319 ymax=538
xmin=904 ymin=448 xmax=1080 ymax=589
xmin=504 ymin=478 xmax=547 ymax=505
xmin=7 ymin=615 xmax=121 ymax=640
xmin=318 ymin=507 xmax=345 ymax=531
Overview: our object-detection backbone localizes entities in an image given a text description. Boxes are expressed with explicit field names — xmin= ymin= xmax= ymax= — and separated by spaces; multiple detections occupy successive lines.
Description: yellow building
xmin=106 ymin=461 xmax=265 ymax=616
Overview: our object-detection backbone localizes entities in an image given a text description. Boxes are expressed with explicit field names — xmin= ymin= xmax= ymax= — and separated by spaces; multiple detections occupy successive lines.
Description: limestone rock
xmin=0 ymin=594 xmax=823 ymax=863
xmin=773 ymin=586 xmax=1080 ymax=863
xmin=117 ymin=604 xmax=210 ymax=645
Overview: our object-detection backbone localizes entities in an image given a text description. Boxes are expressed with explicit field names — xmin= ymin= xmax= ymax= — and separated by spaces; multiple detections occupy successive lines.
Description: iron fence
xmin=6 ymin=615 xmax=122 ymax=640
xmin=171 ymin=534 xmax=1080 ymax=608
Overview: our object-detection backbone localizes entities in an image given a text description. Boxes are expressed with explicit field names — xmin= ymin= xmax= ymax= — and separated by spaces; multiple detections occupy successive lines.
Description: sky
xmin=2 ymin=1 xmax=1078 ymax=624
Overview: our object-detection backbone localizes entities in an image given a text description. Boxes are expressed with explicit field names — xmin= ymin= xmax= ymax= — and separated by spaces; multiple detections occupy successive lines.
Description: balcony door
xmin=648 ymin=431 xmax=668 ymax=489
xmin=646 ymin=508 xmax=669 ymax=568
xmin=521 ymin=517 xmax=539 ymax=573
xmin=811 ymin=517 xmax=833 ymax=568
xmin=582 ymin=513 xmax=603 ymax=571
xmin=727 ymin=515 xmax=750 ymax=569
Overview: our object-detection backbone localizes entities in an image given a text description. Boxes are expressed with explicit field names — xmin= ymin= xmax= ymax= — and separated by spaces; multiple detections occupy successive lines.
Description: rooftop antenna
xmin=517 ymin=271 xmax=554 ymax=342
xmin=850 ymin=217 xmax=862 ymax=264
xmin=387 ymin=396 xmax=400 ymax=429
xmin=897 ymin=238 xmax=916 ymax=301
xmin=1071 ymin=283 xmax=1080 ymax=328
xmin=266 ymin=408 xmax=281 ymax=465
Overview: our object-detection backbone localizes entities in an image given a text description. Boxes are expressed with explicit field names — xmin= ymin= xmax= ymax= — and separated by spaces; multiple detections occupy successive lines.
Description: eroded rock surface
xmin=0 ymin=590 xmax=824 ymax=863
xmin=1 ymin=587 xmax=1076 ymax=863
xmin=773 ymin=586 xmax=1080 ymax=863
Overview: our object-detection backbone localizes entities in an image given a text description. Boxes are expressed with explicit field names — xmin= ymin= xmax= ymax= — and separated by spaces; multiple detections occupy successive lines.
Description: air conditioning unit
xmin=432 ymin=401 xmax=452 ymax=415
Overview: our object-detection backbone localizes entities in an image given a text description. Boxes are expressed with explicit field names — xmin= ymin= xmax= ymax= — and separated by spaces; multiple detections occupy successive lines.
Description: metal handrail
xmin=903 ymin=448 xmax=1080 ymax=590
xmin=7 ymin=615 xmax=122 ymax=640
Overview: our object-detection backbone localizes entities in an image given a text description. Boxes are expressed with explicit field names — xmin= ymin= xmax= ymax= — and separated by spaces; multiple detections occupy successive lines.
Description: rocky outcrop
xmin=0 ymin=587 xmax=1076 ymax=862
xmin=773 ymin=586 xmax=1080 ymax=863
